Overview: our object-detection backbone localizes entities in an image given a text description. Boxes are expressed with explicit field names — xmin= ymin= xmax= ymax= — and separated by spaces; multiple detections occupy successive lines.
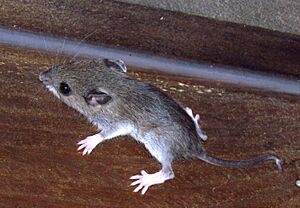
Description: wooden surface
xmin=0 ymin=0 xmax=300 ymax=77
xmin=0 ymin=45 xmax=299 ymax=207
xmin=0 ymin=0 xmax=300 ymax=207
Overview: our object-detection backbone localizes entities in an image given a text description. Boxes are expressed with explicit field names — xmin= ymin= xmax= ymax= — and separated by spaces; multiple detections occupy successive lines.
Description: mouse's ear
xmin=103 ymin=58 xmax=127 ymax=73
xmin=84 ymin=89 xmax=112 ymax=106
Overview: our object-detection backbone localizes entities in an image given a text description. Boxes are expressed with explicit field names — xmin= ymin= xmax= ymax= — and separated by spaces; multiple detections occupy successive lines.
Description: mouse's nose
xmin=39 ymin=70 xmax=52 ymax=84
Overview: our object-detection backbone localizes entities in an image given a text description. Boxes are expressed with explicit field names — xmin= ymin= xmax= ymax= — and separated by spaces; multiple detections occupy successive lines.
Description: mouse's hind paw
xmin=185 ymin=107 xmax=208 ymax=141
xmin=130 ymin=169 xmax=174 ymax=195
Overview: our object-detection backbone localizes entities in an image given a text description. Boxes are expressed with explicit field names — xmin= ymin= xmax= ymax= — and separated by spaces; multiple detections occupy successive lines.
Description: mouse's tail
xmin=198 ymin=153 xmax=283 ymax=172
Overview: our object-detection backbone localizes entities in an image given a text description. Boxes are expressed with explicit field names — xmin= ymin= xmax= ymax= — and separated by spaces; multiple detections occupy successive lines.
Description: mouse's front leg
xmin=77 ymin=133 xmax=103 ymax=155
xmin=77 ymin=122 xmax=134 ymax=155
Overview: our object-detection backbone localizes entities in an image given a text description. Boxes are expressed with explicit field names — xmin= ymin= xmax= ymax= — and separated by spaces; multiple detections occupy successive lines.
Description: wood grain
xmin=0 ymin=46 xmax=299 ymax=207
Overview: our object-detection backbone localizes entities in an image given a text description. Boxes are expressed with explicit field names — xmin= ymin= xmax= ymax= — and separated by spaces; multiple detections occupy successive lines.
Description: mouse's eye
xmin=59 ymin=82 xmax=71 ymax=96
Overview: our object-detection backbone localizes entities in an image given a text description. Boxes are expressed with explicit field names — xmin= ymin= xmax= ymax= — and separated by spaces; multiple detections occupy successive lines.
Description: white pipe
xmin=0 ymin=27 xmax=299 ymax=95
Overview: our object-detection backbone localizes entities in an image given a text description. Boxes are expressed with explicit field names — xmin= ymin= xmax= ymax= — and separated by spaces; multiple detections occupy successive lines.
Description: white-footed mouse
xmin=39 ymin=59 xmax=283 ymax=195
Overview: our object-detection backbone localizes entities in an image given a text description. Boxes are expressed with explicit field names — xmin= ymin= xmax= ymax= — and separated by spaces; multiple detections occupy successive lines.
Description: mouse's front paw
xmin=77 ymin=133 xmax=102 ymax=155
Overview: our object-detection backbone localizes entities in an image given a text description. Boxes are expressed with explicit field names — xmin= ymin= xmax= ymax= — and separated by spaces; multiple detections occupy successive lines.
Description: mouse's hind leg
xmin=185 ymin=107 xmax=207 ymax=141
xmin=129 ymin=139 xmax=175 ymax=195
xmin=130 ymin=164 xmax=174 ymax=195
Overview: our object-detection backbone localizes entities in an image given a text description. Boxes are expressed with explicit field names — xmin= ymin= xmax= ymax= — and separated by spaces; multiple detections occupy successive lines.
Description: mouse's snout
xmin=39 ymin=70 xmax=52 ymax=85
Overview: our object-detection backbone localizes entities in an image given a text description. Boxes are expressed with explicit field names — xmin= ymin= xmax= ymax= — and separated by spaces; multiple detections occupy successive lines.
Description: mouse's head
xmin=39 ymin=59 xmax=127 ymax=115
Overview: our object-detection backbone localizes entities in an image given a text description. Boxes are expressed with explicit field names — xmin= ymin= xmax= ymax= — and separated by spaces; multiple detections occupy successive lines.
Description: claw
xmin=130 ymin=180 xmax=141 ymax=186
xmin=130 ymin=175 xmax=143 ymax=180
xmin=77 ymin=139 xmax=86 ymax=145
xmin=141 ymin=186 xmax=149 ymax=195
xmin=133 ymin=184 xmax=144 ymax=193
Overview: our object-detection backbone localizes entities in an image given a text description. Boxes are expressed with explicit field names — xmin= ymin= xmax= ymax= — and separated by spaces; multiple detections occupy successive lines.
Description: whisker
xmin=36 ymin=34 xmax=53 ymax=66
xmin=31 ymin=84 xmax=44 ymax=102
xmin=69 ymin=29 xmax=98 ymax=62
xmin=54 ymin=41 xmax=60 ymax=65
xmin=59 ymin=39 xmax=69 ymax=64
xmin=55 ymin=38 xmax=67 ymax=64
xmin=24 ymin=72 xmax=46 ymax=108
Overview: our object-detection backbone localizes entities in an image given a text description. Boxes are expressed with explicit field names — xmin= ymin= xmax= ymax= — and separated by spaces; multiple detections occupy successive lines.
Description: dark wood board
xmin=0 ymin=0 xmax=300 ymax=207
xmin=0 ymin=45 xmax=299 ymax=207
xmin=0 ymin=0 xmax=299 ymax=77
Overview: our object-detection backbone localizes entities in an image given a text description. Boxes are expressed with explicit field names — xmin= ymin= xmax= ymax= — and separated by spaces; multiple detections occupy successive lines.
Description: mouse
xmin=39 ymin=59 xmax=283 ymax=195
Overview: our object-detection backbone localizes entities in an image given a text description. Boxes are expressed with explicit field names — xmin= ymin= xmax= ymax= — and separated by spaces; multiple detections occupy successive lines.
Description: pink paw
xmin=130 ymin=170 xmax=170 ymax=195
xmin=77 ymin=134 xmax=102 ymax=155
